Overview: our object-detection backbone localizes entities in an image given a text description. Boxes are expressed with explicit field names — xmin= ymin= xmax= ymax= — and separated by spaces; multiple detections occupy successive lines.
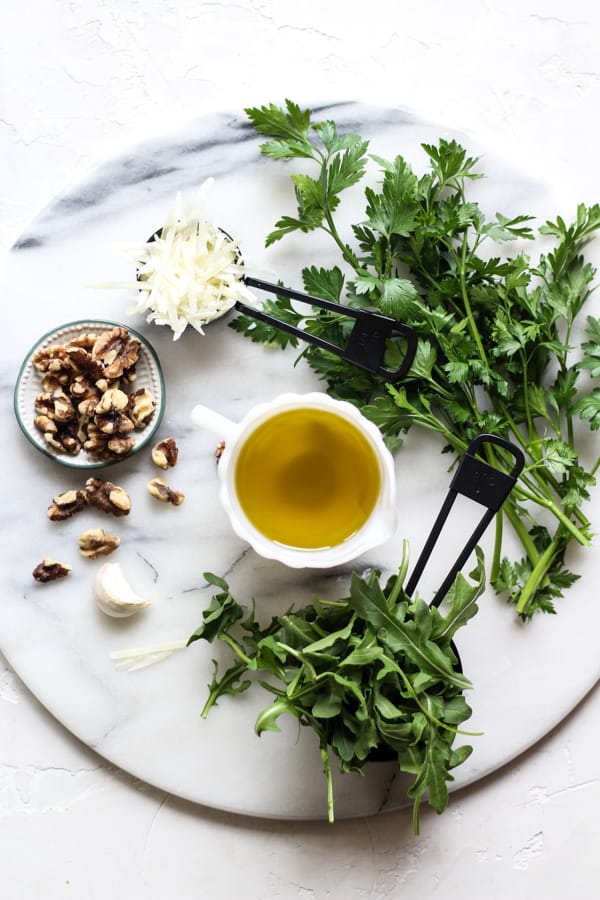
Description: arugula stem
xmin=201 ymin=661 xmax=248 ymax=718
xmin=278 ymin=643 xmax=319 ymax=680
xmin=320 ymin=747 xmax=335 ymax=823
xmin=412 ymin=799 xmax=421 ymax=836
xmin=282 ymin=614 xmax=328 ymax=641
xmin=387 ymin=540 xmax=410 ymax=605
xmin=220 ymin=633 xmax=253 ymax=665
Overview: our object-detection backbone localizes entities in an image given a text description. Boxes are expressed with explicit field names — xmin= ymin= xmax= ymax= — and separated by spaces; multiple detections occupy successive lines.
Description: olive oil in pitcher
xmin=234 ymin=408 xmax=381 ymax=550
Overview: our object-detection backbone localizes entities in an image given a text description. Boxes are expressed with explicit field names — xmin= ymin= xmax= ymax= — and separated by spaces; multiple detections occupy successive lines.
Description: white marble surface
xmin=2 ymin=2 xmax=600 ymax=897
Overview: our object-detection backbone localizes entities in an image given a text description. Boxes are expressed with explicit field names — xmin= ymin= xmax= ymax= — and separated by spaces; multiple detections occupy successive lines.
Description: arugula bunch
xmin=188 ymin=545 xmax=485 ymax=834
xmin=233 ymin=100 xmax=600 ymax=618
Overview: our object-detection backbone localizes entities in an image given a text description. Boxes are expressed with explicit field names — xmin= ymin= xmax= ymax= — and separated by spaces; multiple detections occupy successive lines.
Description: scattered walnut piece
xmin=32 ymin=558 xmax=72 ymax=583
xmin=147 ymin=477 xmax=185 ymax=506
xmin=215 ymin=440 xmax=226 ymax=461
xmin=152 ymin=437 xmax=178 ymax=469
xmin=48 ymin=488 xmax=88 ymax=521
xmin=79 ymin=528 xmax=120 ymax=559
xmin=85 ymin=477 xmax=131 ymax=516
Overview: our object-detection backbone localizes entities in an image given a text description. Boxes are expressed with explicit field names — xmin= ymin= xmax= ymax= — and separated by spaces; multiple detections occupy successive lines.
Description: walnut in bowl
xmin=14 ymin=319 xmax=165 ymax=469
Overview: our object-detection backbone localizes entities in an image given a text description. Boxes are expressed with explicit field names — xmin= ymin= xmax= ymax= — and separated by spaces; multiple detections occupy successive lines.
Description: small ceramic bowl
xmin=14 ymin=318 xmax=165 ymax=469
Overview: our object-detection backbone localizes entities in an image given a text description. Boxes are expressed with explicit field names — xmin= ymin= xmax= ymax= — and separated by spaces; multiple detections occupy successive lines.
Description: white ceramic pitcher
xmin=191 ymin=392 xmax=398 ymax=568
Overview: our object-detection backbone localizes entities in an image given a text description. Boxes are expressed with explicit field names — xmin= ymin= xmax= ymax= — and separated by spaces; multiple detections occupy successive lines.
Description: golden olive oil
xmin=235 ymin=408 xmax=381 ymax=550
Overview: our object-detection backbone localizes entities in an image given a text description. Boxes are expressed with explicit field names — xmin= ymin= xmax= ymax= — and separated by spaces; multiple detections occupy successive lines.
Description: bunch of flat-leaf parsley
xmin=188 ymin=544 xmax=485 ymax=833
xmin=231 ymin=99 xmax=600 ymax=619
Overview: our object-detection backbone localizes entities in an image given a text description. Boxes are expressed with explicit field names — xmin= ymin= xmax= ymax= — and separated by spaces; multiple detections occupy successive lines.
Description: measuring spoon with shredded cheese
xmin=130 ymin=189 xmax=418 ymax=379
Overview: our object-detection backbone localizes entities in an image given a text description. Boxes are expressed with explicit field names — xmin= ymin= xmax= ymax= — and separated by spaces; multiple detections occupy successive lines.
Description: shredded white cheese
xmin=124 ymin=181 xmax=256 ymax=339
xmin=110 ymin=639 xmax=188 ymax=671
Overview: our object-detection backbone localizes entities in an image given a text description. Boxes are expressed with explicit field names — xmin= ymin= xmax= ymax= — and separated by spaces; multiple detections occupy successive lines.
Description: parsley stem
xmin=503 ymin=501 xmax=540 ymax=565
xmin=320 ymin=210 xmax=360 ymax=270
xmin=458 ymin=237 xmax=489 ymax=367
xmin=490 ymin=511 xmax=503 ymax=583
xmin=520 ymin=356 xmax=536 ymax=443
xmin=499 ymin=404 xmax=591 ymax=525
xmin=512 ymin=484 xmax=590 ymax=546
xmin=516 ymin=533 xmax=563 ymax=616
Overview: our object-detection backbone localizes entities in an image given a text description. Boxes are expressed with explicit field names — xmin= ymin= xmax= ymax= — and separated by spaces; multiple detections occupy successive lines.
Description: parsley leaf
xmin=240 ymin=100 xmax=600 ymax=619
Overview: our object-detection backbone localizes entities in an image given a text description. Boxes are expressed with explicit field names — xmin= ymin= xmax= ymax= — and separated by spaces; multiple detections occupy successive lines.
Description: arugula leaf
xmin=190 ymin=551 xmax=483 ymax=833
xmin=431 ymin=548 xmax=486 ymax=640
xmin=347 ymin=573 xmax=471 ymax=691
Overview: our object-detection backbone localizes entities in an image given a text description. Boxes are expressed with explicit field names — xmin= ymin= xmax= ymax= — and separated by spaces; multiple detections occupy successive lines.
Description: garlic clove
xmin=94 ymin=562 xmax=151 ymax=618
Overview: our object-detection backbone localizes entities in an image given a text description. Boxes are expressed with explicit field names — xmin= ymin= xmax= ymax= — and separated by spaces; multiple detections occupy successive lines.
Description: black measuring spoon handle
xmin=405 ymin=434 xmax=524 ymax=606
xmin=238 ymin=276 xmax=417 ymax=379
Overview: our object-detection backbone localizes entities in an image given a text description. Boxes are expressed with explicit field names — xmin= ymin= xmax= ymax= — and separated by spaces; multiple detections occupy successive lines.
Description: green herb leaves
xmin=238 ymin=100 xmax=600 ymax=619
xmin=246 ymin=100 xmax=368 ymax=252
xmin=188 ymin=547 xmax=486 ymax=833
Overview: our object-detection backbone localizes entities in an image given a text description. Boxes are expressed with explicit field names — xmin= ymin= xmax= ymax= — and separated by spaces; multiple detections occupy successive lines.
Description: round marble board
xmin=1 ymin=102 xmax=599 ymax=821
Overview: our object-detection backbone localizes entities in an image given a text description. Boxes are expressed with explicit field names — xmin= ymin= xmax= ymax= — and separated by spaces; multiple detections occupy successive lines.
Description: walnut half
xmin=79 ymin=528 xmax=120 ymax=559
xmin=151 ymin=437 xmax=178 ymax=469
xmin=85 ymin=478 xmax=132 ymax=516
xmin=48 ymin=489 xmax=88 ymax=521
xmin=147 ymin=477 xmax=185 ymax=506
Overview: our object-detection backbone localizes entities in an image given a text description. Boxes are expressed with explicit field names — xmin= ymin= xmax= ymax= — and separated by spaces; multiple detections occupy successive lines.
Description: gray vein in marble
xmin=9 ymin=102 xmax=418 ymax=251
xmin=136 ymin=549 xmax=160 ymax=584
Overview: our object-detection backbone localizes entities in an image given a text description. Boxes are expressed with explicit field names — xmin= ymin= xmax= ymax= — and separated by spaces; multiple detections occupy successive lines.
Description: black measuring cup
xmin=142 ymin=226 xmax=418 ymax=379
xmin=406 ymin=433 xmax=525 ymax=671
xmin=367 ymin=433 xmax=523 ymax=764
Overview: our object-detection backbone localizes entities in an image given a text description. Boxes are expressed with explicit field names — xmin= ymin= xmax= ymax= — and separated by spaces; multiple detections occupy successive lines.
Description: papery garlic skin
xmin=94 ymin=562 xmax=151 ymax=618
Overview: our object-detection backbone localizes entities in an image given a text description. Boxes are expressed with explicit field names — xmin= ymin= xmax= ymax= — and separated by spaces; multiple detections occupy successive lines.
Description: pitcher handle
xmin=191 ymin=405 xmax=239 ymax=442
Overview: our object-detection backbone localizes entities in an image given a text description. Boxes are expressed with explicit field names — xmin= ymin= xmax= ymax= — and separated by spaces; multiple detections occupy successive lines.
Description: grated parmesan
xmin=125 ymin=182 xmax=256 ymax=340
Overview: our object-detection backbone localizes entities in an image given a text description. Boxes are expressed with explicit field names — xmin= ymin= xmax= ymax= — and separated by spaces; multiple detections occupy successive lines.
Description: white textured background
xmin=2 ymin=2 xmax=600 ymax=897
